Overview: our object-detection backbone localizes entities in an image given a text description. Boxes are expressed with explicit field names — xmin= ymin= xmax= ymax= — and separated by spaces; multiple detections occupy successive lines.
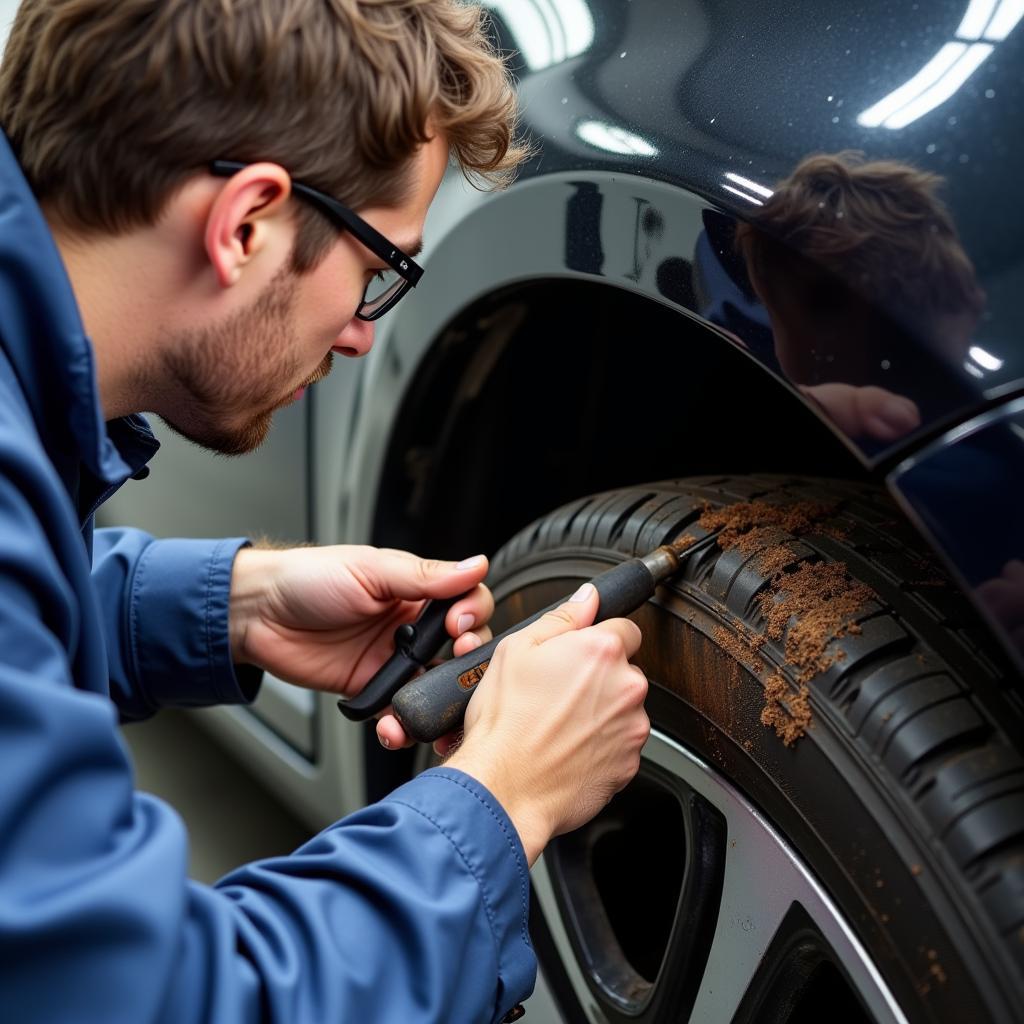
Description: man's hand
xmin=445 ymin=583 xmax=650 ymax=865
xmin=229 ymin=545 xmax=493 ymax=697
xmin=801 ymin=382 xmax=921 ymax=442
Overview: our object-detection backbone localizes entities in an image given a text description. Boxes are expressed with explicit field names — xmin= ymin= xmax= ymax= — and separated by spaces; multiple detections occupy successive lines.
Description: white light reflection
xmin=858 ymin=43 xmax=971 ymax=127
xmin=858 ymin=0 xmax=1024 ymax=132
xmin=482 ymin=0 xmax=594 ymax=71
xmin=985 ymin=0 xmax=1024 ymax=39
xmin=964 ymin=360 xmax=985 ymax=378
xmin=956 ymin=0 xmax=999 ymax=38
xmin=722 ymin=184 xmax=765 ymax=206
xmin=968 ymin=345 xmax=1005 ymax=370
xmin=724 ymin=172 xmax=774 ymax=199
xmin=576 ymin=120 xmax=658 ymax=156
xmin=882 ymin=43 xmax=993 ymax=129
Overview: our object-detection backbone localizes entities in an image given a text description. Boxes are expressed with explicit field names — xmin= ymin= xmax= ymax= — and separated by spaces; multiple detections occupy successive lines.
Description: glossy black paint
xmin=489 ymin=0 xmax=1022 ymax=434
xmin=479 ymin=0 xmax=1023 ymax=670
xmin=891 ymin=397 xmax=1024 ymax=670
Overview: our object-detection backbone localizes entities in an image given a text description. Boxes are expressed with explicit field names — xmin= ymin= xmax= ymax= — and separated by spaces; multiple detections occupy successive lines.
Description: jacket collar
xmin=0 ymin=132 xmax=158 ymax=486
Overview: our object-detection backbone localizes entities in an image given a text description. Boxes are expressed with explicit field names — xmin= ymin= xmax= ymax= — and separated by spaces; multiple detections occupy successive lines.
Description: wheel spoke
xmin=532 ymin=730 xmax=910 ymax=1024
xmin=684 ymin=865 xmax=793 ymax=1021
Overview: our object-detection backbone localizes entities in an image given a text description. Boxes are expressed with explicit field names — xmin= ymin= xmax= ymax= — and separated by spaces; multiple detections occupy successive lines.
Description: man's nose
xmin=332 ymin=318 xmax=375 ymax=358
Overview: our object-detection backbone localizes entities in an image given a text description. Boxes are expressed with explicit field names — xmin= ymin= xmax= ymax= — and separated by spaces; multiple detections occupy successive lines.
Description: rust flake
xmin=697 ymin=498 xmax=875 ymax=745
xmin=760 ymin=670 xmax=813 ymax=747
xmin=757 ymin=562 xmax=873 ymax=683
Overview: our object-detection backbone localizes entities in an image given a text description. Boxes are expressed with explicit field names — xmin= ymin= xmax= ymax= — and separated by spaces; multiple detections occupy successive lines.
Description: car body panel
xmin=485 ymin=0 xmax=1023 ymax=455
xmin=93 ymin=0 xmax=1024 ymax=818
xmin=890 ymin=395 xmax=1024 ymax=672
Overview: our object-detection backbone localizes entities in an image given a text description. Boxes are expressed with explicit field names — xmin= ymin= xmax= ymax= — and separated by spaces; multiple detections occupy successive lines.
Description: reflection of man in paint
xmin=734 ymin=151 xmax=985 ymax=444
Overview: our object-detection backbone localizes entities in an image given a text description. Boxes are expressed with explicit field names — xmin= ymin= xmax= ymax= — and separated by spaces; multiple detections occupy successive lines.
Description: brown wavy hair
xmin=0 ymin=0 xmax=527 ymax=269
xmin=735 ymin=151 xmax=984 ymax=349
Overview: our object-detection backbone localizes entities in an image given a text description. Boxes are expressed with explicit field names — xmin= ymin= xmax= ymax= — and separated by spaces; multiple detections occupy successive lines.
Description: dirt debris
xmin=760 ymin=671 xmax=813 ymax=746
xmin=712 ymin=625 xmax=764 ymax=671
xmin=698 ymin=498 xmax=843 ymax=552
xmin=750 ymin=537 xmax=801 ymax=579
xmin=699 ymin=498 xmax=875 ymax=745
xmin=758 ymin=562 xmax=874 ymax=682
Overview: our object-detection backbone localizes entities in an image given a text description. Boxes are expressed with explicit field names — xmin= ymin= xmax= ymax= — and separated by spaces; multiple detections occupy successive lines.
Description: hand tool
xmin=337 ymin=590 xmax=475 ymax=721
xmin=337 ymin=534 xmax=699 ymax=741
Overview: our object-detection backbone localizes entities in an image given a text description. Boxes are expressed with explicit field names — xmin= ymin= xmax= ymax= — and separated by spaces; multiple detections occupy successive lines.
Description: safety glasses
xmin=210 ymin=160 xmax=424 ymax=321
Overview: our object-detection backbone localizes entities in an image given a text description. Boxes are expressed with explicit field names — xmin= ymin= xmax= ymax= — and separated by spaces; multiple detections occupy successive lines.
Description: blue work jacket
xmin=0 ymin=133 xmax=534 ymax=1023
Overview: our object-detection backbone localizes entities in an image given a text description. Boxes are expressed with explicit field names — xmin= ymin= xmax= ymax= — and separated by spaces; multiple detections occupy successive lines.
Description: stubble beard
xmin=157 ymin=268 xmax=332 ymax=456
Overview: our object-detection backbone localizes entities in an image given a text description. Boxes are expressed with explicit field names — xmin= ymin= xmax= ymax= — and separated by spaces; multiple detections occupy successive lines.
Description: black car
xmin=104 ymin=2 xmax=1024 ymax=1021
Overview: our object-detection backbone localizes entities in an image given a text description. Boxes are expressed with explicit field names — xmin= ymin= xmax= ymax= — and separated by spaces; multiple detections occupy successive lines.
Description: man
xmin=733 ymin=151 xmax=984 ymax=447
xmin=0 ymin=2 xmax=649 ymax=1022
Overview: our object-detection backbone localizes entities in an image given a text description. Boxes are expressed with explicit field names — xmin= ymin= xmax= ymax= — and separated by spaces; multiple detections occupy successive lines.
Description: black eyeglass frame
xmin=210 ymin=159 xmax=425 ymax=321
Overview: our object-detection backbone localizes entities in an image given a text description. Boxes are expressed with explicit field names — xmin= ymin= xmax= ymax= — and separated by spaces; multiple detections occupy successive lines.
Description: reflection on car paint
xmin=891 ymin=397 xmax=1024 ymax=672
xmin=495 ymin=0 xmax=1022 ymax=441
xmin=465 ymin=0 xmax=1024 ymax=673
xmin=731 ymin=151 xmax=983 ymax=455
xmin=559 ymin=157 xmax=990 ymax=459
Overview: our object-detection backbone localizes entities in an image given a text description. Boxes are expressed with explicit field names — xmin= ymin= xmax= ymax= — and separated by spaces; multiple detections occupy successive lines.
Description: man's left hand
xmin=228 ymin=545 xmax=493 ymax=697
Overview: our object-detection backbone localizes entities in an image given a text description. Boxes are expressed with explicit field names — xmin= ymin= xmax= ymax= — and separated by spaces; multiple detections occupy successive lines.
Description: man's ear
xmin=204 ymin=163 xmax=293 ymax=289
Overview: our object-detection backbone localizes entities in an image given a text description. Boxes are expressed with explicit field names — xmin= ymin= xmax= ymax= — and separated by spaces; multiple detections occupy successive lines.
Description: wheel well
xmin=372 ymin=279 xmax=868 ymax=556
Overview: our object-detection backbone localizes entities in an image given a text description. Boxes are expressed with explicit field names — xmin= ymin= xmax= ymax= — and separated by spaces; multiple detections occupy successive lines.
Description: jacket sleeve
xmin=91 ymin=527 xmax=262 ymax=720
xmin=172 ymin=769 xmax=537 ymax=1024
xmin=1 ymin=481 xmax=536 ymax=1021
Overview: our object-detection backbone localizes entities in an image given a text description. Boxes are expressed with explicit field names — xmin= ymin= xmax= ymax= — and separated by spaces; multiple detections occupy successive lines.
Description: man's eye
xmin=371 ymin=270 xmax=387 ymax=283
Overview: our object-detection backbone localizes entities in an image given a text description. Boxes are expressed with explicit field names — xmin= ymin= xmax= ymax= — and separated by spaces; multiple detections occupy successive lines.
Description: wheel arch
xmin=339 ymin=168 xmax=875 ymax=557
xmin=366 ymin=274 xmax=867 ymax=558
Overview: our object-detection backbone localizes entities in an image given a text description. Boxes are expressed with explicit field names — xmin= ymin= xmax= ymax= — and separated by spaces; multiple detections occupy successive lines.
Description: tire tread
xmin=492 ymin=475 xmax=1024 ymax=985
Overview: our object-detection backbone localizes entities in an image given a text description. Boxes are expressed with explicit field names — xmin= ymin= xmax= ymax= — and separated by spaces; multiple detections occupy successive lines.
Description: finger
xmin=977 ymin=580 xmax=1024 ymax=627
xmin=433 ymin=729 xmax=464 ymax=759
xmin=452 ymin=628 xmax=493 ymax=658
xmin=362 ymin=548 xmax=490 ymax=603
xmin=862 ymin=387 xmax=919 ymax=433
xmin=519 ymin=582 xmax=600 ymax=646
xmin=376 ymin=713 xmax=416 ymax=750
xmin=629 ymin=664 xmax=650 ymax=704
xmin=1003 ymin=560 xmax=1024 ymax=583
xmin=590 ymin=616 xmax=644 ymax=659
xmin=877 ymin=397 xmax=920 ymax=432
xmin=446 ymin=584 xmax=495 ymax=639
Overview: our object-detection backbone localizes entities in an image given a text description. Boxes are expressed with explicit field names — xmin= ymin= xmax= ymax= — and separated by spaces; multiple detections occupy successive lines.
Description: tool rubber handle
xmin=338 ymin=590 xmax=469 ymax=721
xmin=391 ymin=558 xmax=655 ymax=743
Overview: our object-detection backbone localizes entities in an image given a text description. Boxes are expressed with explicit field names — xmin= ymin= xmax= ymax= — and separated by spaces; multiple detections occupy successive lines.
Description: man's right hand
xmin=444 ymin=582 xmax=650 ymax=865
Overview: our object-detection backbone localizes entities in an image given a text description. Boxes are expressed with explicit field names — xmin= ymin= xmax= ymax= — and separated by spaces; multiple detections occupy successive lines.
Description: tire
xmin=483 ymin=476 xmax=1023 ymax=1024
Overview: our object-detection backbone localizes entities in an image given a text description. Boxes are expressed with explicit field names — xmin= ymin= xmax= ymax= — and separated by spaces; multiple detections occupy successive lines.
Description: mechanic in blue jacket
xmin=0 ymin=2 xmax=650 ymax=1022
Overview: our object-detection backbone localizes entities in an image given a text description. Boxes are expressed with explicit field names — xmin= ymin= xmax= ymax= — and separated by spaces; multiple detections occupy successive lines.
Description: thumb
xmin=522 ymin=582 xmax=599 ymax=646
xmin=369 ymin=549 xmax=489 ymax=602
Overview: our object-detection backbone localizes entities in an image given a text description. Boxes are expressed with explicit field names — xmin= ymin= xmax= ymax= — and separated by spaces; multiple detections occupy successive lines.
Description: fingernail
xmin=883 ymin=407 xmax=913 ymax=428
xmin=456 ymin=555 xmax=485 ymax=570
xmin=378 ymin=734 xmax=391 ymax=749
xmin=457 ymin=613 xmax=475 ymax=634
xmin=570 ymin=583 xmax=594 ymax=603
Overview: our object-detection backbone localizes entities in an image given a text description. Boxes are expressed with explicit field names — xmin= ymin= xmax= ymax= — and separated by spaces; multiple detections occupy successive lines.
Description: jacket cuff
xmin=129 ymin=537 xmax=262 ymax=708
xmin=385 ymin=768 xmax=536 ymax=1021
